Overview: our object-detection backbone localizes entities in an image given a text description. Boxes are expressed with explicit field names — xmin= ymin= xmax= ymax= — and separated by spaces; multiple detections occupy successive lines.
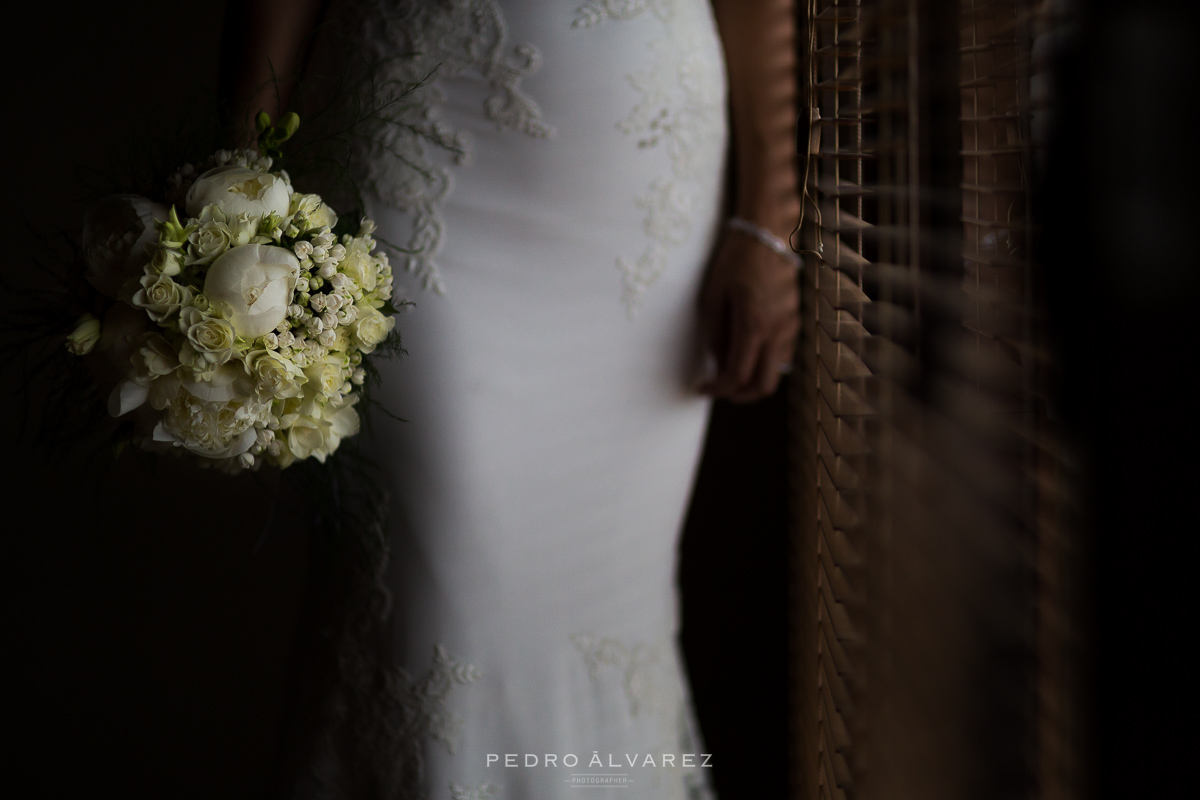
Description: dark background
xmin=1 ymin=3 xmax=789 ymax=797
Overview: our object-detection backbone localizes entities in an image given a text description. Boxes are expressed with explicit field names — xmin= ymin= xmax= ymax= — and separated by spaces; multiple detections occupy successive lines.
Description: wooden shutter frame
xmin=789 ymin=2 xmax=1077 ymax=798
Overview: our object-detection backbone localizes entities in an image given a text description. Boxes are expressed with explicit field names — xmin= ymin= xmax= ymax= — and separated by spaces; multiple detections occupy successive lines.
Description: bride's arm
xmin=218 ymin=0 xmax=330 ymax=145
xmin=702 ymin=0 xmax=801 ymax=403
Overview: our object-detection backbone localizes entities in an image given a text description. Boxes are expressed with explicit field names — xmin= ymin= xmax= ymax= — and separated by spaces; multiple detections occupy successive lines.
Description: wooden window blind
xmin=789 ymin=1 xmax=1077 ymax=798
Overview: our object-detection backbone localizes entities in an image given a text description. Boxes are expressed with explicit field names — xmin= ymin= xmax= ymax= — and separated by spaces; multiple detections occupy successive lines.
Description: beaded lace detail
xmin=449 ymin=780 xmax=500 ymax=800
xmin=570 ymin=632 xmax=715 ymax=800
xmin=350 ymin=0 xmax=554 ymax=294
xmin=573 ymin=0 xmax=726 ymax=314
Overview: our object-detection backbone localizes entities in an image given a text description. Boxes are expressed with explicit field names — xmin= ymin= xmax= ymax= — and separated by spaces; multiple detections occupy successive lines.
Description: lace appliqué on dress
xmin=312 ymin=642 xmax=484 ymax=800
xmin=570 ymin=632 xmax=661 ymax=717
xmin=449 ymin=779 xmax=500 ymax=800
xmin=573 ymin=0 xmax=726 ymax=315
xmin=399 ymin=643 xmax=486 ymax=757
xmin=350 ymin=0 xmax=554 ymax=294
xmin=570 ymin=632 xmax=715 ymax=800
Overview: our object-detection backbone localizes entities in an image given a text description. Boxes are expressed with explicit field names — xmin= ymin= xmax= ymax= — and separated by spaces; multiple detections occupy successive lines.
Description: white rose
xmin=203 ymin=243 xmax=299 ymax=339
xmin=184 ymin=166 xmax=292 ymax=221
xmin=180 ymin=306 xmax=235 ymax=366
xmin=339 ymin=250 xmax=378 ymax=291
xmin=353 ymin=306 xmax=395 ymax=352
xmin=292 ymin=192 xmax=340 ymax=231
xmin=186 ymin=220 xmax=232 ymax=265
xmin=309 ymin=201 xmax=338 ymax=231
xmin=304 ymin=357 xmax=344 ymax=398
xmin=65 ymin=314 xmax=101 ymax=355
xmin=133 ymin=274 xmax=192 ymax=322
xmin=146 ymin=245 xmax=183 ymax=277
xmin=82 ymin=195 xmax=169 ymax=299
xmin=327 ymin=325 xmax=351 ymax=353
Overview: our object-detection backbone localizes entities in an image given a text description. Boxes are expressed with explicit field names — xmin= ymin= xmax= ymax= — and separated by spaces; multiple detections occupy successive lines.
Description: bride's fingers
xmin=722 ymin=301 xmax=765 ymax=393
xmin=730 ymin=340 xmax=777 ymax=403
xmin=703 ymin=297 xmax=752 ymax=395
xmin=730 ymin=322 xmax=798 ymax=403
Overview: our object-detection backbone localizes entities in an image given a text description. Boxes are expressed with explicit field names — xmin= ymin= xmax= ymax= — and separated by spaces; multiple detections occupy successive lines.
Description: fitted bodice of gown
xmin=321 ymin=2 xmax=729 ymax=798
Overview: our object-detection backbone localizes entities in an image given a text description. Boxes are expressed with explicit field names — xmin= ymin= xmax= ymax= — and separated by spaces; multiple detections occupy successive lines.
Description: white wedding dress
xmin=336 ymin=2 xmax=729 ymax=798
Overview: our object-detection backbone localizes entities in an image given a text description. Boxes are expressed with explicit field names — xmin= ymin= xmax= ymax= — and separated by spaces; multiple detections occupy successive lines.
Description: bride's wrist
xmin=732 ymin=192 xmax=801 ymax=240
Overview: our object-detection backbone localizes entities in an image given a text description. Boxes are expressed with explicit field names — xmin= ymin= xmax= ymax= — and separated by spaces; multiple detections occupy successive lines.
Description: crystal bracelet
xmin=726 ymin=217 xmax=804 ymax=269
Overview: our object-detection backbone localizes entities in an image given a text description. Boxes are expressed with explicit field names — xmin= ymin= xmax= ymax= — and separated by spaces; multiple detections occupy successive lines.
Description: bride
xmin=222 ymin=1 xmax=799 ymax=797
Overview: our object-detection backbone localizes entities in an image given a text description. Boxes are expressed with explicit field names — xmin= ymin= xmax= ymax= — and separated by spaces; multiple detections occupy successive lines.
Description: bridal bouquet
xmin=64 ymin=113 xmax=398 ymax=471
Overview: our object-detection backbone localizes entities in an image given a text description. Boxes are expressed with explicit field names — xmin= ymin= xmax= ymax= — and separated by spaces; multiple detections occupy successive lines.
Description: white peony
xmin=203 ymin=244 xmax=299 ymax=339
xmin=184 ymin=165 xmax=292 ymax=221
xmin=152 ymin=390 xmax=267 ymax=459
xmin=180 ymin=362 xmax=255 ymax=402
xmin=82 ymin=195 xmax=169 ymax=300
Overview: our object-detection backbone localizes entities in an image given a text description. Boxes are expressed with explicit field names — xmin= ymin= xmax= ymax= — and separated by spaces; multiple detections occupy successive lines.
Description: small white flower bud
xmin=278 ymin=330 xmax=295 ymax=348
xmin=287 ymin=304 xmax=303 ymax=318
xmin=319 ymin=328 xmax=337 ymax=347
xmin=267 ymin=440 xmax=283 ymax=456
xmin=307 ymin=316 xmax=324 ymax=334
xmin=320 ymin=311 xmax=337 ymax=329
xmin=328 ymin=244 xmax=346 ymax=262
xmin=239 ymin=452 xmax=255 ymax=469
xmin=293 ymin=240 xmax=313 ymax=258
xmin=309 ymin=293 xmax=326 ymax=312
xmin=262 ymin=332 xmax=279 ymax=349
xmin=318 ymin=261 xmax=336 ymax=279
xmin=351 ymin=368 xmax=365 ymax=385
